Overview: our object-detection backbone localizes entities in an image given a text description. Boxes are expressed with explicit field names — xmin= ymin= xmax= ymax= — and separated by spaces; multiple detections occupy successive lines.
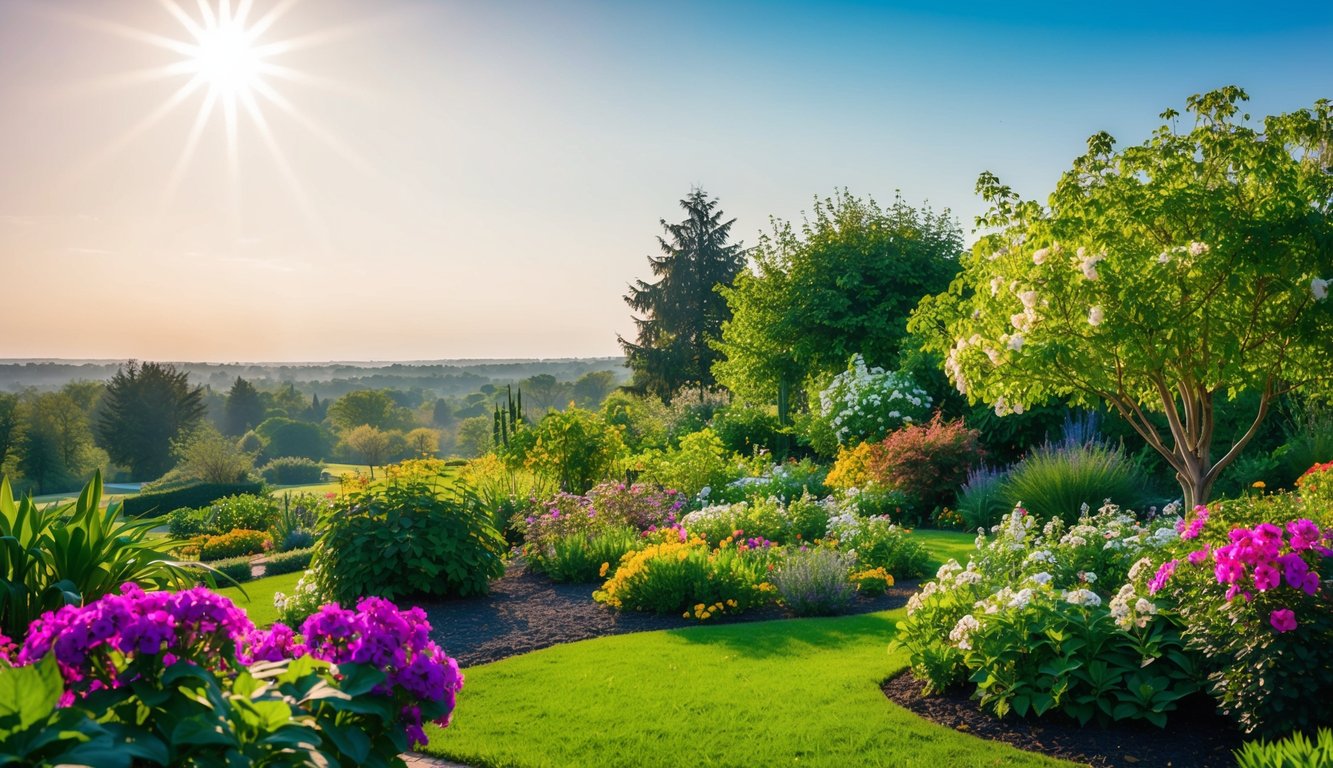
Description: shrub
xmin=524 ymin=407 xmax=626 ymax=494
xmin=681 ymin=493 xmax=829 ymax=547
xmin=260 ymin=456 xmax=324 ymax=484
xmin=0 ymin=472 xmax=201 ymax=639
xmin=280 ymin=528 xmax=316 ymax=551
xmin=1135 ymin=499 xmax=1333 ymax=736
xmin=205 ymin=555 xmax=255 ymax=584
xmin=120 ymin=481 xmax=264 ymax=518
xmin=825 ymin=511 xmax=929 ymax=577
xmin=814 ymin=355 xmax=932 ymax=450
xmin=165 ymin=506 xmax=211 ymax=538
xmin=852 ymin=566 xmax=894 ymax=596
xmin=601 ymin=391 xmax=670 ymax=452
xmin=274 ymin=567 xmax=327 ymax=627
xmin=269 ymin=492 xmax=329 ymax=552
xmin=826 ymin=442 xmax=876 ymax=490
xmin=207 ymin=493 xmax=278 ymax=532
xmin=593 ymin=536 xmax=773 ymax=618
xmin=585 ymin=481 xmax=684 ymax=530
xmin=461 ymin=454 xmax=556 ymax=541
xmin=263 ymin=547 xmax=314 ymax=577
xmin=633 ymin=428 xmax=741 ymax=499
xmin=771 ymin=548 xmax=858 ymax=616
xmin=709 ymin=459 xmax=828 ymax=505
xmin=1000 ymin=440 xmax=1153 ymax=524
xmin=9 ymin=586 xmax=462 ymax=757
xmin=1297 ymin=461 xmax=1333 ymax=505
xmin=314 ymin=470 xmax=506 ymax=602
xmin=198 ymin=529 xmax=271 ymax=561
xmin=894 ymin=506 xmax=1198 ymax=725
xmin=536 ymin=526 xmax=641 ymax=583
xmin=1235 ymin=728 xmax=1333 ymax=768
xmin=711 ymin=405 xmax=786 ymax=457
xmin=863 ymin=415 xmax=983 ymax=522
xmin=958 ymin=464 xmax=1011 ymax=532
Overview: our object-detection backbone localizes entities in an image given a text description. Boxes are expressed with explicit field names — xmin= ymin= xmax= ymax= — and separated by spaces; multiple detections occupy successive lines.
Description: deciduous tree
xmin=910 ymin=87 xmax=1333 ymax=507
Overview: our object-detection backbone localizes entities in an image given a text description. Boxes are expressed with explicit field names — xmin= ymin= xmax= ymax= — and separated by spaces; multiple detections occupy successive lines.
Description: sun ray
xmin=251 ymin=79 xmax=378 ymax=179
xmin=240 ymin=88 xmax=329 ymax=250
xmin=156 ymin=0 xmax=205 ymax=40
xmin=162 ymin=88 xmax=218 ymax=206
xmin=243 ymin=0 xmax=302 ymax=42
xmin=71 ymin=74 xmax=207 ymax=180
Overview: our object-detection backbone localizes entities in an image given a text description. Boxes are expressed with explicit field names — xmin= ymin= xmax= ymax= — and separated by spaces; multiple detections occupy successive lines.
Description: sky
xmin=1 ymin=0 xmax=1330 ymax=362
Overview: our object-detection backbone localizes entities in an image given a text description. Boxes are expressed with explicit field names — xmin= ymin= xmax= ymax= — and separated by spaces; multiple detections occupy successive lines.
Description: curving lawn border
xmin=420 ymin=609 xmax=1074 ymax=768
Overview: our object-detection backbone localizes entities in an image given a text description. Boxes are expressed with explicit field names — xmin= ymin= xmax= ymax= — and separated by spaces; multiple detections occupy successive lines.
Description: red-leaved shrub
xmin=863 ymin=415 xmax=982 ymax=519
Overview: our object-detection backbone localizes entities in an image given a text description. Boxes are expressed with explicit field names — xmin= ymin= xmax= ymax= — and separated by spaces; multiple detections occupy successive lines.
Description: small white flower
xmin=1033 ymin=248 xmax=1049 ymax=265
xmin=1187 ymin=241 xmax=1209 ymax=257
xmin=1007 ymin=334 xmax=1024 ymax=351
xmin=1030 ymin=571 xmax=1053 ymax=585
xmin=1088 ymin=306 xmax=1104 ymax=326
xmin=1157 ymin=251 xmax=1171 ymax=264
xmin=1313 ymin=277 xmax=1329 ymax=301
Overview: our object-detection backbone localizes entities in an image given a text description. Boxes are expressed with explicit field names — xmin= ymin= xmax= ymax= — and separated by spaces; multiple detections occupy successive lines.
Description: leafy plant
xmin=863 ymin=415 xmax=983 ymax=521
xmin=205 ymin=556 xmax=256 ymax=584
xmin=814 ymin=355 xmax=932 ymax=449
xmin=525 ymin=407 xmax=626 ymax=494
xmin=0 ymin=472 xmax=201 ymax=639
xmin=771 ymin=548 xmax=857 ymax=616
xmin=634 ymin=428 xmax=742 ymax=499
xmin=536 ymin=526 xmax=641 ymax=583
xmin=824 ymin=512 xmax=929 ymax=577
xmin=263 ymin=547 xmax=314 ymax=577
xmin=166 ymin=506 xmax=212 ymax=538
xmin=1235 ymin=728 xmax=1333 ymax=768
xmin=314 ymin=468 xmax=507 ymax=602
xmin=958 ymin=464 xmax=1011 ymax=532
xmin=198 ymin=529 xmax=270 ymax=562
xmin=593 ymin=535 xmax=773 ymax=618
xmin=207 ymin=493 xmax=278 ymax=533
xmin=1000 ymin=440 xmax=1152 ymax=524
xmin=259 ymin=456 xmax=324 ymax=484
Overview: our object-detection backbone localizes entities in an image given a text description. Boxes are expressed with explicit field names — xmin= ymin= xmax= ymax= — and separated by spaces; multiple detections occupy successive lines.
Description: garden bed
xmin=424 ymin=558 xmax=916 ymax=666
xmin=882 ymin=669 xmax=1243 ymax=768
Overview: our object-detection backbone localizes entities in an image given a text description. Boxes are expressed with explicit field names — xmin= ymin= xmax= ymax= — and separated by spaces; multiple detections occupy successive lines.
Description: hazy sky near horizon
xmin=1 ymin=0 xmax=1330 ymax=362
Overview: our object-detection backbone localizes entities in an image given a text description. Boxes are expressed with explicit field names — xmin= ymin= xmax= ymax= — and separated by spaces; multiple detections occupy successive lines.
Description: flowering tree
xmin=911 ymin=87 xmax=1333 ymax=507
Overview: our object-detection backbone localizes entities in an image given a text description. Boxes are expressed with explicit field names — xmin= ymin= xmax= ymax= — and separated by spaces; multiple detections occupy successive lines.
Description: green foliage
xmin=121 ymin=481 xmax=264 ymax=519
xmin=633 ymin=428 xmax=739 ymax=498
xmin=255 ymin=417 xmax=331 ymax=462
xmin=167 ymin=506 xmax=212 ymax=538
xmin=601 ymin=391 xmax=671 ymax=452
xmin=262 ymin=547 xmax=314 ymax=577
xmin=593 ymin=537 xmax=772 ymax=618
xmin=711 ymin=404 xmax=787 ymax=457
xmin=259 ymin=456 xmax=324 ymax=484
xmin=460 ymin=454 xmax=555 ymax=543
xmin=770 ymin=548 xmax=857 ymax=616
xmin=619 ymin=188 xmax=746 ymax=400
xmin=0 ymin=472 xmax=202 ymax=639
xmin=1235 ymin=729 xmax=1333 ymax=768
xmin=714 ymin=189 xmax=963 ymax=405
xmin=208 ymin=493 xmax=278 ymax=533
xmin=94 ymin=361 xmax=205 ymax=480
xmin=327 ymin=389 xmax=412 ymax=431
xmin=0 ymin=658 xmax=130 ymax=768
xmin=314 ymin=470 xmax=507 ymax=602
xmin=525 ymin=407 xmax=626 ymax=494
xmin=222 ymin=377 xmax=265 ymax=436
xmin=1000 ymin=441 xmax=1153 ymax=524
xmin=911 ymin=87 xmax=1333 ymax=507
xmin=172 ymin=424 xmax=256 ymax=484
xmin=707 ymin=459 xmax=829 ymax=506
xmin=198 ymin=529 xmax=270 ymax=561
xmin=826 ymin=513 xmax=930 ymax=577
xmin=204 ymin=555 xmax=255 ymax=584
xmin=340 ymin=424 xmax=393 ymax=478
xmin=957 ymin=465 xmax=1011 ymax=532
xmin=535 ymin=526 xmax=641 ymax=583
xmin=683 ymin=493 xmax=830 ymax=547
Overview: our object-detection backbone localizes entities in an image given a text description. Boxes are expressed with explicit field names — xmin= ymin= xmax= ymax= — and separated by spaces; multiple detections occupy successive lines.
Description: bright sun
xmin=189 ymin=18 xmax=264 ymax=99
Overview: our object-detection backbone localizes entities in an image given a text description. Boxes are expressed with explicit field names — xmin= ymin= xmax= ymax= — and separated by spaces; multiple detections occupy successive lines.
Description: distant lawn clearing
xmin=422 ymin=610 xmax=1070 ymax=768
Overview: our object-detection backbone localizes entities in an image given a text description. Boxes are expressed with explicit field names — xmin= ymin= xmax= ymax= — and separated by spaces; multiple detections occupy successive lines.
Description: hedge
xmin=121 ymin=482 xmax=264 ymax=518
xmin=263 ymin=547 xmax=314 ymax=577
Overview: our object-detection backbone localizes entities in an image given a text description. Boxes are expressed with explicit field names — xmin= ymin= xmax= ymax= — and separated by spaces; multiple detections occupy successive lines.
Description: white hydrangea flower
xmin=1064 ymin=588 xmax=1101 ymax=607
xmin=1313 ymin=277 xmax=1329 ymax=301
xmin=1032 ymin=248 xmax=1049 ymax=265
xmin=1088 ymin=306 xmax=1104 ymax=326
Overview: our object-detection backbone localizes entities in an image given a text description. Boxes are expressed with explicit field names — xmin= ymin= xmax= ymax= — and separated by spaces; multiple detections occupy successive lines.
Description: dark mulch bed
xmin=882 ymin=669 xmax=1246 ymax=768
xmin=420 ymin=559 xmax=916 ymax=667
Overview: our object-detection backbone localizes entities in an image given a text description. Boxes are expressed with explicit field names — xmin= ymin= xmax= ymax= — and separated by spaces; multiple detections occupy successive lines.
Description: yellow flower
xmin=726 ymin=599 xmax=737 ymax=608
xmin=1252 ymin=480 xmax=1266 ymax=489
xmin=599 ymin=562 xmax=610 ymax=577
xmin=682 ymin=612 xmax=690 ymax=618
xmin=694 ymin=603 xmax=706 ymax=613
xmin=700 ymin=611 xmax=711 ymax=620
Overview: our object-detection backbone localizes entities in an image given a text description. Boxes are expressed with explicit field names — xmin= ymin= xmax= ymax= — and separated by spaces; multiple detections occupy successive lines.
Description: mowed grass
xmin=422 ymin=611 xmax=1071 ymax=768
xmin=915 ymin=528 xmax=978 ymax=571
xmin=217 ymin=570 xmax=302 ymax=628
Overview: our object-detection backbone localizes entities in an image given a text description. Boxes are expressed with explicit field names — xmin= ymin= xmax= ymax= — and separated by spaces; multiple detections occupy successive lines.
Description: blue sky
xmin=0 ymin=0 xmax=1329 ymax=360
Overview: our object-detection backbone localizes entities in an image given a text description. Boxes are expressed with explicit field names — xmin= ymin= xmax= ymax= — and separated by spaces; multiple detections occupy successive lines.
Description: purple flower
xmin=1148 ymin=559 xmax=1178 ymax=594
xmin=1270 ymin=608 xmax=1297 ymax=633
xmin=1287 ymin=519 xmax=1322 ymax=551
xmin=1253 ymin=563 xmax=1281 ymax=591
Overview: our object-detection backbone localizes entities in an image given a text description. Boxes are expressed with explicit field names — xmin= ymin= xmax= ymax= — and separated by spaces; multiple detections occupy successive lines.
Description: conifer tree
xmin=619 ymin=188 xmax=745 ymax=401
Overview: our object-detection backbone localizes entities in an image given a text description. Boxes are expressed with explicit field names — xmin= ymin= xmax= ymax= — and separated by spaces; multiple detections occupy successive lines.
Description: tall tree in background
xmin=95 ymin=361 xmax=205 ymax=480
xmin=223 ymin=377 xmax=265 ymax=436
xmin=620 ymin=188 xmax=746 ymax=402
xmin=713 ymin=191 xmax=963 ymax=416
xmin=0 ymin=393 xmax=19 ymax=471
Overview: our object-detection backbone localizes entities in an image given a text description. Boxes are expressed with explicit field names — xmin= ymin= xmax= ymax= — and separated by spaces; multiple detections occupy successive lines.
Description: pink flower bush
xmin=1270 ymin=608 xmax=1298 ymax=633
xmin=13 ymin=584 xmax=461 ymax=749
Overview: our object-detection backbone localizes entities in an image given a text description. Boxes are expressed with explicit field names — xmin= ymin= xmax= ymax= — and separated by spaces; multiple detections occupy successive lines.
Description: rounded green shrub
xmin=198 ymin=529 xmax=270 ymax=561
xmin=260 ymin=457 xmax=325 ymax=485
xmin=314 ymin=471 xmax=507 ymax=602
xmin=207 ymin=494 xmax=278 ymax=533
xmin=1000 ymin=441 xmax=1153 ymax=524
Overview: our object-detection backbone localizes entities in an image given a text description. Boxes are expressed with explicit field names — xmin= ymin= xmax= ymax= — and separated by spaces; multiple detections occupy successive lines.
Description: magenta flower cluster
xmin=1176 ymin=505 xmax=1210 ymax=540
xmin=12 ymin=585 xmax=461 ymax=749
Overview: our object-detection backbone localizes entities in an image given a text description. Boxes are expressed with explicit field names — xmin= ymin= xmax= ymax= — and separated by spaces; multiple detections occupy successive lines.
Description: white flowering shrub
xmin=893 ymin=503 xmax=1200 ymax=725
xmin=816 ymin=355 xmax=930 ymax=448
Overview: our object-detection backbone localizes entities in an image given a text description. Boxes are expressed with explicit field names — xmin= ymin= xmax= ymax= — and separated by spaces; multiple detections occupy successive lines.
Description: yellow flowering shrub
xmin=851 ymin=567 xmax=895 ymax=597
xmin=825 ymin=442 xmax=877 ymax=490
xmin=592 ymin=535 xmax=772 ymax=619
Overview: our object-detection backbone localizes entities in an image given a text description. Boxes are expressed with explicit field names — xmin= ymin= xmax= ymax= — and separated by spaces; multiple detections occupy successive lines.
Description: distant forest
xmin=0 ymin=359 xmax=628 ymax=398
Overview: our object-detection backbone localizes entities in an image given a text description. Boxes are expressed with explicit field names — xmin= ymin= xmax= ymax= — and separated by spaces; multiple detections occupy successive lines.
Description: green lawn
xmin=915 ymin=529 xmax=978 ymax=571
xmin=217 ymin=571 xmax=302 ymax=628
xmin=422 ymin=610 xmax=1071 ymax=768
